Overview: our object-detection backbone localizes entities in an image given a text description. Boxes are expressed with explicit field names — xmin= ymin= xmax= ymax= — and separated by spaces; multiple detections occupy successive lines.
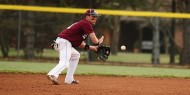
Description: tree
xmin=178 ymin=0 xmax=190 ymax=64
xmin=98 ymin=0 xmax=149 ymax=55
xmin=23 ymin=1 xmax=35 ymax=59
xmin=0 ymin=4 xmax=18 ymax=58
xmin=0 ymin=31 xmax=9 ymax=58
xmin=0 ymin=11 xmax=9 ymax=58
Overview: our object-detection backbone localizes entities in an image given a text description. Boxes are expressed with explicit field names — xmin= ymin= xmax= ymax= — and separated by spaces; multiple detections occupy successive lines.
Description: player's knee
xmin=76 ymin=52 xmax=80 ymax=59
xmin=72 ymin=52 xmax=80 ymax=60
xmin=58 ymin=61 xmax=69 ymax=67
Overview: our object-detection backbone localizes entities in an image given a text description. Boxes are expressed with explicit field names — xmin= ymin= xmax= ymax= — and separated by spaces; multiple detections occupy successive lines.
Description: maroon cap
xmin=85 ymin=9 xmax=101 ymax=17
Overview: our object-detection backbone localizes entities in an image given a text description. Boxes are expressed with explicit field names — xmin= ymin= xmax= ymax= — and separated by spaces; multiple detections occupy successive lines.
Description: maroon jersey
xmin=58 ymin=19 xmax=94 ymax=47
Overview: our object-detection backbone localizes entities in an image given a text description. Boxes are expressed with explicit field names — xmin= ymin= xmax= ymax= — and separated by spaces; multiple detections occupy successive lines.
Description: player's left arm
xmin=79 ymin=41 xmax=98 ymax=51
xmin=79 ymin=41 xmax=111 ymax=61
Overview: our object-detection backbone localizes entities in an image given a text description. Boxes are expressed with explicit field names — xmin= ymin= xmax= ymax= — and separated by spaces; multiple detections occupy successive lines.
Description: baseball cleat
xmin=46 ymin=75 xmax=60 ymax=85
xmin=64 ymin=80 xmax=79 ymax=84
xmin=71 ymin=80 xmax=79 ymax=84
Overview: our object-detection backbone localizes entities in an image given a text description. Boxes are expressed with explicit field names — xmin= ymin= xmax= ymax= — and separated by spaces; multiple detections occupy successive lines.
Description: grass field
xmin=0 ymin=61 xmax=189 ymax=78
xmin=0 ymin=48 xmax=180 ymax=64
xmin=1 ymin=48 xmax=187 ymax=78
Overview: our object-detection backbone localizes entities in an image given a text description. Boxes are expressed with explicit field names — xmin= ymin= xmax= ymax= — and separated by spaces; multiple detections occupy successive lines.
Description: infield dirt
xmin=0 ymin=73 xmax=190 ymax=95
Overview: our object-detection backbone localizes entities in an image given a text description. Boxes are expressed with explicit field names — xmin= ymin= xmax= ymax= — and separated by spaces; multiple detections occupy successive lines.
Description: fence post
xmin=17 ymin=10 xmax=22 ymax=59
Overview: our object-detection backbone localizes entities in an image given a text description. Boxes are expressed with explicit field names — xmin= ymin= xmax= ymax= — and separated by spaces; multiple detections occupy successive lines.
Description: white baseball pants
xmin=47 ymin=37 xmax=80 ymax=84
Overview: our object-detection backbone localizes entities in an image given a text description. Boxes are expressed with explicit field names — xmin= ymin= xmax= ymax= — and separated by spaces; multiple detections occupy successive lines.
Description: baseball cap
xmin=85 ymin=9 xmax=101 ymax=17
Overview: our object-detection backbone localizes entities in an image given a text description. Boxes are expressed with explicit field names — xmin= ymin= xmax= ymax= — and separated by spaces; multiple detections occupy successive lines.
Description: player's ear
xmin=85 ymin=15 xmax=90 ymax=20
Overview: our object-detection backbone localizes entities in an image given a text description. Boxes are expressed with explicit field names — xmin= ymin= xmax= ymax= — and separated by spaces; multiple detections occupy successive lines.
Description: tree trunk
xmin=110 ymin=16 xmax=120 ymax=55
xmin=24 ymin=1 xmax=35 ymax=59
xmin=180 ymin=19 xmax=190 ymax=65
xmin=24 ymin=26 xmax=35 ymax=59
xmin=180 ymin=0 xmax=190 ymax=65
xmin=0 ymin=31 xmax=9 ymax=58
xmin=88 ymin=50 xmax=97 ymax=61
xmin=0 ymin=11 xmax=9 ymax=58
xmin=169 ymin=0 xmax=176 ymax=64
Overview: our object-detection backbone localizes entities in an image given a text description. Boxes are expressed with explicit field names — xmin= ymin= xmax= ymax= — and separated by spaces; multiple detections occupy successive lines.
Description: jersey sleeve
xmin=81 ymin=21 xmax=94 ymax=34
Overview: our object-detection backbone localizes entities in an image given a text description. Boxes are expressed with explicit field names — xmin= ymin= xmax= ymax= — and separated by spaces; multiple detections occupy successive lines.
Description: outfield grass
xmin=107 ymin=52 xmax=179 ymax=64
xmin=0 ymin=61 xmax=189 ymax=78
xmin=0 ymin=48 xmax=180 ymax=64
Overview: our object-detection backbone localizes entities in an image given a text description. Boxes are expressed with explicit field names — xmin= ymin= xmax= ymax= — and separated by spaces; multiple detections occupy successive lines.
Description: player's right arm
xmin=80 ymin=20 xmax=104 ymax=45
xmin=89 ymin=32 xmax=104 ymax=45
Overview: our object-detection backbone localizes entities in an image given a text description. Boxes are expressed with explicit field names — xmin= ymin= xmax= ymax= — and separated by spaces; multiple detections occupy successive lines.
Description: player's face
xmin=86 ymin=15 xmax=98 ymax=25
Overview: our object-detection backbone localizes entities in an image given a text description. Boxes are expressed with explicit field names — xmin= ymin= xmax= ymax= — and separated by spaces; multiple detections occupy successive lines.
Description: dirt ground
xmin=0 ymin=73 xmax=190 ymax=95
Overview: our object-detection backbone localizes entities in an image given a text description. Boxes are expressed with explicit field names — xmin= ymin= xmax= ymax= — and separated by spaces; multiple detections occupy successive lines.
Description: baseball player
xmin=47 ymin=9 xmax=104 ymax=85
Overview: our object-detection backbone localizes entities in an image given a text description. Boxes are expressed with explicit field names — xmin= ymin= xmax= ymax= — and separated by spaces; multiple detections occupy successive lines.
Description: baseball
xmin=121 ymin=45 xmax=126 ymax=50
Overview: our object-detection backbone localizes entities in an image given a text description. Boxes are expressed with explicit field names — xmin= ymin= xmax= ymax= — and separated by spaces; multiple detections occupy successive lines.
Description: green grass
xmin=108 ymin=52 xmax=179 ymax=64
xmin=0 ymin=61 xmax=189 ymax=78
xmin=1 ymin=48 xmax=180 ymax=64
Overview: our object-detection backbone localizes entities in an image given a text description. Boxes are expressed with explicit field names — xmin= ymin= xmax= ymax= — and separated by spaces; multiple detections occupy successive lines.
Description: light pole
xmin=17 ymin=10 xmax=22 ymax=59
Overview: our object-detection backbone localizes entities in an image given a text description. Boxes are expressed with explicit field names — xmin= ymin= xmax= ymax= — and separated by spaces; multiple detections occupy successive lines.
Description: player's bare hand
xmin=98 ymin=36 xmax=104 ymax=44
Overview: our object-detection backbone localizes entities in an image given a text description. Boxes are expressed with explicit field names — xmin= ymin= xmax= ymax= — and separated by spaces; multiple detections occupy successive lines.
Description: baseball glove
xmin=96 ymin=45 xmax=111 ymax=61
